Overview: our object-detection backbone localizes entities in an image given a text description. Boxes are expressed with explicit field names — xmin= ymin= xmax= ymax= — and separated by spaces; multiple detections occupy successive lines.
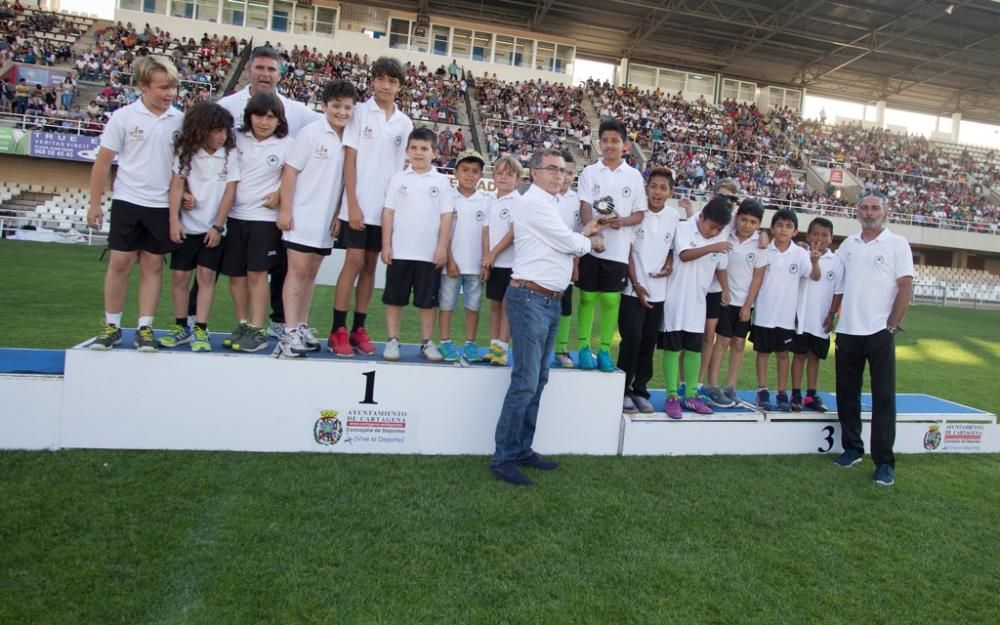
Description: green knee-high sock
xmin=577 ymin=289 xmax=599 ymax=350
xmin=597 ymin=291 xmax=621 ymax=352
xmin=663 ymin=350 xmax=681 ymax=397
xmin=683 ymin=351 xmax=702 ymax=398
xmin=555 ymin=315 xmax=571 ymax=353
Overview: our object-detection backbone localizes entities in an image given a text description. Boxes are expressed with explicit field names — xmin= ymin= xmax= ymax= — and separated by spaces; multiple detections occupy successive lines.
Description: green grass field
xmin=2 ymin=240 xmax=999 ymax=624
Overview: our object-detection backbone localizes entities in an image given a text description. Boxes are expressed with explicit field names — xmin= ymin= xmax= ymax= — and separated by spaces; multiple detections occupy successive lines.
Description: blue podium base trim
xmin=0 ymin=348 xmax=66 ymax=375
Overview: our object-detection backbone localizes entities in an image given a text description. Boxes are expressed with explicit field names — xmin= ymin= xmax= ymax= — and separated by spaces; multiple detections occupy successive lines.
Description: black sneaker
xmin=490 ymin=462 xmax=534 ymax=486
xmin=90 ymin=323 xmax=122 ymax=351
xmin=804 ymin=394 xmax=828 ymax=412
xmin=134 ymin=326 xmax=157 ymax=352
xmin=756 ymin=389 xmax=774 ymax=411
xmin=790 ymin=392 xmax=803 ymax=412
xmin=776 ymin=392 xmax=791 ymax=412
xmin=518 ymin=453 xmax=559 ymax=471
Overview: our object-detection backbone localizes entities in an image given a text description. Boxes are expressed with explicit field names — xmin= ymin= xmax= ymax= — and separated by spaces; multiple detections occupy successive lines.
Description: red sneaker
xmin=327 ymin=327 xmax=354 ymax=357
xmin=350 ymin=327 xmax=377 ymax=355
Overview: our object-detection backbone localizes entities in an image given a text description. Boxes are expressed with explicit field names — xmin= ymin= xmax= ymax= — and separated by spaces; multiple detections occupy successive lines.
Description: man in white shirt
xmin=833 ymin=191 xmax=913 ymax=487
xmin=491 ymin=148 xmax=606 ymax=487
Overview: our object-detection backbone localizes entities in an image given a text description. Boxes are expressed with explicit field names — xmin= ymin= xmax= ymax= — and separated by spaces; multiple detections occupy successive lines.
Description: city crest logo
xmin=314 ymin=410 xmax=343 ymax=446
xmin=923 ymin=424 xmax=942 ymax=450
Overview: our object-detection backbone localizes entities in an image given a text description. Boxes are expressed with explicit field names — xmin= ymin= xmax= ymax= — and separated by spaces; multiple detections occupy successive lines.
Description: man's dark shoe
xmin=490 ymin=462 xmax=534 ymax=486
xmin=519 ymin=453 xmax=559 ymax=471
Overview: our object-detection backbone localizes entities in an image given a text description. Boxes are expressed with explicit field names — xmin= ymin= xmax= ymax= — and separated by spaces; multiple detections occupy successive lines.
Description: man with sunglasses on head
xmin=490 ymin=148 xmax=607 ymax=487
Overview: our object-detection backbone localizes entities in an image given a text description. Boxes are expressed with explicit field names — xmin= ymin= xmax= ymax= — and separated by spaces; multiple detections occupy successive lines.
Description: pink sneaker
xmin=681 ymin=397 xmax=714 ymax=415
xmin=664 ymin=396 xmax=682 ymax=419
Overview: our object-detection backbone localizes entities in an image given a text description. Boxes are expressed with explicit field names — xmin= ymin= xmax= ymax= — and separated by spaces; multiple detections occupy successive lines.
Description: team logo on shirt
xmin=635 ymin=226 xmax=645 ymax=239
xmin=362 ymin=126 xmax=374 ymax=140
xmin=500 ymin=207 xmax=511 ymax=220
xmin=622 ymin=186 xmax=632 ymax=198
xmin=315 ymin=146 xmax=329 ymax=159
xmin=874 ymin=254 xmax=885 ymax=266
xmin=475 ymin=209 xmax=485 ymax=222
xmin=394 ymin=135 xmax=403 ymax=146
xmin=664 ymin=231 xmax=672 ymax=243
xmin=429 ymin=186 xmax=440 ymax=198
xmin=266 ymin=154 xmax=280 ymax=167
xmin=172 ymin=130 xmax=181 ymax=143
xmin=573 ymin=210 xmax=581 ymax=224
xmin=314 ymin=410 xmax=343 ymax=446
xmin=789 ymin=264 xmax=799 ymax=274
xmin=826 ymin=270 xmax=836 ymax=281
xmin=397 ymin=185 xmax=408 ymax=197
xmin=128 ymin=127 xmax=144 ymax=141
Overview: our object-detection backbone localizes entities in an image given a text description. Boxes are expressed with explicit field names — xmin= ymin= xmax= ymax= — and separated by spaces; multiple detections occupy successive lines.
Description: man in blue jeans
xmin=491 ymin=148 xmax=607 ymax=486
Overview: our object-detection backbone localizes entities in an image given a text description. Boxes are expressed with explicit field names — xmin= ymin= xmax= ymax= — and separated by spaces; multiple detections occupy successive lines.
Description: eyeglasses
xmin=533 ymin=165 xmax=567 ymax=175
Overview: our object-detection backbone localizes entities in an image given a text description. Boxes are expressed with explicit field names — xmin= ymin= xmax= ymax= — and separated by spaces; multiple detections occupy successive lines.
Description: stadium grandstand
xmin=1 ymin=0 xmax=1000 ymax=304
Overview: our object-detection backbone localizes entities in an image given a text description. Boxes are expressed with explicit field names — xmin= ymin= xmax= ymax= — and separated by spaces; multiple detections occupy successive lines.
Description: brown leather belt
xmin=512 ymin=280 xmax=563 ymax=299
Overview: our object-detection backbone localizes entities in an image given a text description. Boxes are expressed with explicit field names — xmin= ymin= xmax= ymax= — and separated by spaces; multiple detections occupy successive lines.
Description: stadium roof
xmin=369 ymin=0 xmax=1000 ymax=124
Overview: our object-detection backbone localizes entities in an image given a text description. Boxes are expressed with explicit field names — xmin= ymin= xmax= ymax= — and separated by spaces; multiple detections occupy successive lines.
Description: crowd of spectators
xmin=1 ymin=4 xmax=78 ymax=66
xmin=476 ymin=78 xmax=589 ymax=163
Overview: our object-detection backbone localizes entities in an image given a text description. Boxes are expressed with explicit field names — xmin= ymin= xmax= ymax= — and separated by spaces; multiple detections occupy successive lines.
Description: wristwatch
xmin=212 ymin=224 xmax=226 ymax=235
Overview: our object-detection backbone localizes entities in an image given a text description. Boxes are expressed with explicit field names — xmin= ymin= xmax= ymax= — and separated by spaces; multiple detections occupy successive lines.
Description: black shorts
xmin=107 ymin=199 xmax=177 ymax=255
xmin=717 ymin=305 xmax=751 ymax=340
xmin=560 ymin=284 xmax=573 ymax=317
xmin=220 ymin=218 xmax=282 ymax=276
xmin=338 ymin=220 xmax=382 ymax=252
xmin=486 ymin=266 xmax=513 ymax=301
xmin=751 ymin=325 xmax=795 ymax=353
xmin=575 ymin=254 xmax=628 ymax=293
xmin=284 ymin=240 xmax=332 ymax=256
xmin=170 ymin=233 xmax=224 ymax=271
xmin=792 ymin=332 xmax=831 ymax=359
xmin=705 ymin=291 xmax=723 ymax=320
xmin=383 ymin=259 xmax=441 ymax=309
xmin=657 ymin=330 xmax=703 ymax=352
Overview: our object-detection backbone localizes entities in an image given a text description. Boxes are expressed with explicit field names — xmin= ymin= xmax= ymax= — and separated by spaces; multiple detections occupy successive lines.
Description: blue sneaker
xmin=873 ymin=464 xmax=895 ymax=486
xmin=578 ymin=346 xmax=596 ymax=370
xmin=776 ymin=392 xmax=791 ymax=412
xmin=756 ymin=389 xmax=774 ymax=411
xmin=438 ymin=340 xmax=461 ymax=362
xmin=678 ymin=382 xmax=686 ymax=399
xmin=463 ymin=341 xmax=482 ymax=362
xmin=835 ymin=449 xmax=863 ymax=467
xmin=596 ymin=349 xmax=616 ymax=372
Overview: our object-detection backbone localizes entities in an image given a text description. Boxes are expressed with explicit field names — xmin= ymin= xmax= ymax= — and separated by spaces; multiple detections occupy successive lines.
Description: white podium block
xmin=0 ymin=374 xmax=62 ymax=450
xmin=59 ymin=346 xmax=624 ymax=455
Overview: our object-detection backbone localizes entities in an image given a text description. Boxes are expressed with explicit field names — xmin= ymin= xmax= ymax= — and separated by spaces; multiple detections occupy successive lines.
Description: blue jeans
xmin=492 ymin=283 xmax=562 ymax=467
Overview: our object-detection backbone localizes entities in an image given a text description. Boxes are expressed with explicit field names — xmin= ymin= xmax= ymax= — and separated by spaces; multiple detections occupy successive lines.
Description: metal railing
xmin=0 ymin=111 xmax=104 ymax=134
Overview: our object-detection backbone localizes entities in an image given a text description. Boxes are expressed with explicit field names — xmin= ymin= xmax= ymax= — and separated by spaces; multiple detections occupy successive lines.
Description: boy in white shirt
xmin=330 ymin=57 xmax=413 ymax=357
xmin=790 ymin=217 xmax=844 ymax=412
xmin=701 ymin=199 xmax=767 ymax=408
xmin=481 ymin=154 xmax=523 ymax=366
xmin=576 ymin=119 xmax=647 ymax=372
xmin=658 ymin=197 xmax=732 ymax=418
xmin=381 ymin=127 xmax=455 ymax=361
xmin=619 ymin=168 xmax=678 ymax=415
xmin=274 ymin=80 xmax=357 ymax=359
xmin=743 ymin=209 xmax=821 ymax=411
xmin=86 ymin=56 xmax=184 ymax=352
xmin=439 ymin=150 xmax=488 ymax=362
xmin=552 ymin=151 xmax=581 ymax=368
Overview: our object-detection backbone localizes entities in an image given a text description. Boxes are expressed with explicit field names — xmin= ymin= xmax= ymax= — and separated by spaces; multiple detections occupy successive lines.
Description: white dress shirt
xmin=511 ymin=184 xmax=592 ymax=292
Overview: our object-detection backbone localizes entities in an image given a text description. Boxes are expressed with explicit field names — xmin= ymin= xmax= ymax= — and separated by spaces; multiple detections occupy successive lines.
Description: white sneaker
xmin=298 ymin=324 xmax=321 ymax=351
xmin=383 ymin=337 xmax=401 ymax=361
xmin=268 ymin=321 xmax=285 ymax=338
xmin=421 ymin=340 xmax=443 ymax=362
xmin=273 ymin=333 xmax=305 ymax=359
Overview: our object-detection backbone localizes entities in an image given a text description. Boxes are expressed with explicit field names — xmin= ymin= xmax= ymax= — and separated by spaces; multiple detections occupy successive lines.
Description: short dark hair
xmin=701 ymin=197 xmax=733 ymax=227
xmin=559 ymin=149 xmax=575 ymax=164
xmin=321 ymin=79 xmax=357 ymax=105
xmin=240 ymin=92 xmax=288 ymax=138
xmin=250 ymin=46 xmax=281 ymax=62
xmin=598 ymin=118 xmax=627 ymax=142
xmin=371 ymin=56 xmax=406 ymax=83
xmin=771 ymin=208 xmax=798 ymax=229
xmin=808 ymin=217 xmax=834 ymax=235
xmin=647 ymin=167 xmax=675 ymax=189
xmin=529 ymin=148 xmax=564 ymax=170
xmin=736 ymin=198 xmax=764 ymax=221
xmin=407 ymin=126 xmax=437 ymax=149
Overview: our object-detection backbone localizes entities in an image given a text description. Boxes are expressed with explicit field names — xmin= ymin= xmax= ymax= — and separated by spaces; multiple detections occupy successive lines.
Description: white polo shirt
xmin=623 ymin=207 xmax=678 ymax=303
xmin=282 ymin=118 xmax=345 ymax=249
xmin=384 ymin=167 xmax=454 ymax=262
xmin=486 ymin=192 xmax=517 ymax=269
xmin=451 ymin=189 xmax=490 ymax=274
xmin=753 ymin=242 xmax=812 ymax=330
xmin=661 ymin=218 xmax=728 ymax=333
xmin=576 ymin=159 xmax=647 ymax=264
xmin=708 ymin=218 xmax=739 ymax=293
xmin=173 ymin=148 xmax=240 ymax=234
xmin=796 ymin=250 xmax=844 ymax=338
xmin=231 ymin=131 xmax=293 ymax=222
xmin=727 ymin=231 xmax=768 ymax=307
xmin=557 ymin=189 xmax=582 ymax=233
xmin=836 ymin=228 xmax=914 ymax=336
xmin=511 ymin=184 xmax=592 ymax=292
xmin=342 ymin=97 xmax=414 ymax=226
xmin=99 ymin=98 xmax=183 ymax=207
xmin=217 ymin=85 xmax=322 ymax=137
